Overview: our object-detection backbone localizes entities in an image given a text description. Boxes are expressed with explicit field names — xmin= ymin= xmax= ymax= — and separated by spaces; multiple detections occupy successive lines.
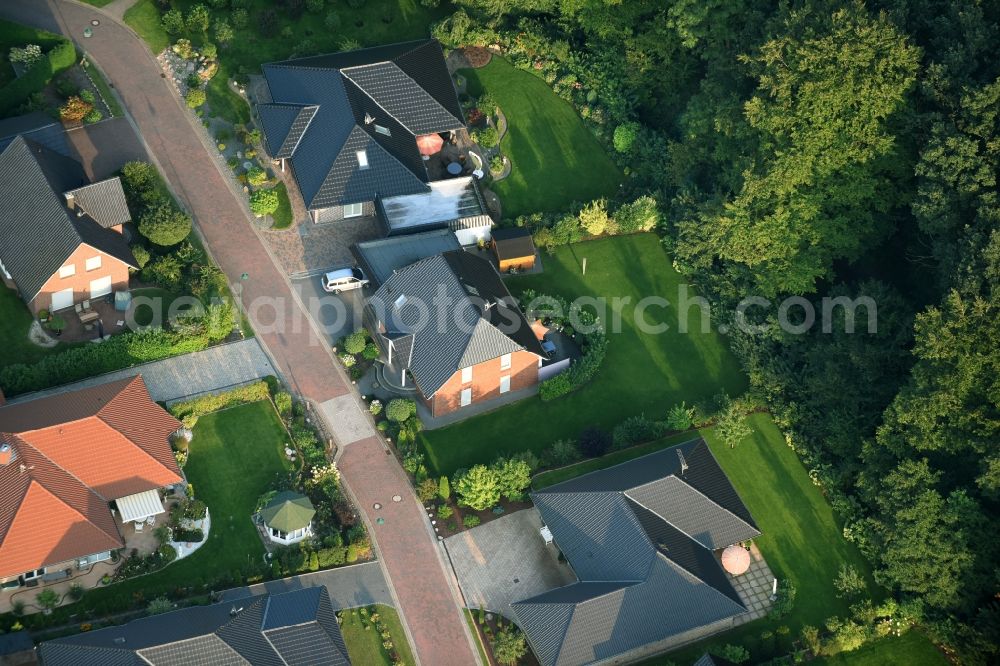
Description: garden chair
xmin=133 ymin=520 xmax=144 ymax=532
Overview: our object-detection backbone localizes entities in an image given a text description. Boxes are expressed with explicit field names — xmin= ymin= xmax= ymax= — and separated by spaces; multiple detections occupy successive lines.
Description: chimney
xmin=0 ymin=443 xmax=14 ymax=466
xmin=64 ymin=192 xmax=75 ymax=211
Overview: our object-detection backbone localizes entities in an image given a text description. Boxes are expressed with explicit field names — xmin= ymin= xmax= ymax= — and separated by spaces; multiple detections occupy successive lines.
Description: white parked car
xmin=321 ymin=267 xmax=368 ymax=293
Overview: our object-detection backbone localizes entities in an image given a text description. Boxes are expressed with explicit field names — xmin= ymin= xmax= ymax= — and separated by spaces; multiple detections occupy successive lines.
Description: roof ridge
xmin=342 ymin=61 xmax=460 ymax=132
xmin=623 ymin=492 xmax=715 ymax=553
xmin=26 ymin=477 xmax=122 ymax=546
xmin=655 ymin=550 xmax=748 ymax=611
xmin=636 ymin=473 xmax=760 ymax=539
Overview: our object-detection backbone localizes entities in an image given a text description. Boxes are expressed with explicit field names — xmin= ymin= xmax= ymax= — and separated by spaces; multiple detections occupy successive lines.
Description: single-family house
xmin=261 ymin=491 xmax=315 ymax=545
xmin=256 ymin=39 xmax=492 ymax=235
xmin=364 ymin=250 xmax=546 ymax=417
xmin=0 ymin=376 xmax=182 ymax=588
xmin=513 ymin=439 xmax=761 ymax=666
xmin=0 ymin=135 xmax=135 ymax=315
xmin=39 ymin=585 xmax=351 ymax=665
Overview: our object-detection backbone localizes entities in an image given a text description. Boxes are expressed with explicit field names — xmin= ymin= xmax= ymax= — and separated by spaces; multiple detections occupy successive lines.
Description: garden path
xmin=0 ymin=3 xmax=482 ymax=664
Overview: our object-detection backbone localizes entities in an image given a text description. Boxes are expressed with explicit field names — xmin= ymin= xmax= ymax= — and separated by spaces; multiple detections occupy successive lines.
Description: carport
xmin=444 ymin=509 xmax=576 ymax=619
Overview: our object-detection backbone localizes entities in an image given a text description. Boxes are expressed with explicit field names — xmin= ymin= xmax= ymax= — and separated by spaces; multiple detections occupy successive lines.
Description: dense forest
xmin=433 ymin=0 xmax=1000 ymax=661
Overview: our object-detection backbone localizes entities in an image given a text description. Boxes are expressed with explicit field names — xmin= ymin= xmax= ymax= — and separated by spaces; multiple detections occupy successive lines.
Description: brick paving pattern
xmin=264 ymin=215 xmax=382 ymax=277
xmin=0 ymin=3 xmax=482 ymax=663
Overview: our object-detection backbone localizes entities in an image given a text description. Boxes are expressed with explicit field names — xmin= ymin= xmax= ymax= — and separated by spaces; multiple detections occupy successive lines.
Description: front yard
xmin=419 ymin=234 xmax=748 ymax=476
xmin=339 ymin=604 xmax=416 ymax=666
xmin=462 ymin=57 xmax=623 ymax=218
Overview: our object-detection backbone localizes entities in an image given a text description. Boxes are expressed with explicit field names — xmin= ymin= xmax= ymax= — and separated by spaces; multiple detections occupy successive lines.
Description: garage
xmin=50 ymin=287 xmax=74 ymax=311
xmin=89 ymin=275 xmax=112 ymax=299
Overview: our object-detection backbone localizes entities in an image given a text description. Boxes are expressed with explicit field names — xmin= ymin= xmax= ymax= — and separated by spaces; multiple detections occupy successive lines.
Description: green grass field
xmin=419 ymin=234 xmax=747 ymax=476
xmin=815 ymin=630 xmax=947 ymax=665
xmin=340 ymin=605 xmax=416 ymax=666
xmin=124 ymin=0 xmax=170 ymax=54
xmin=26 ymin=401 xmax=290 ymax=623
xmin=271 ymin=182 xmax=294 ymax=229
xmin=0 ymin=286 xmax=61 ymax=369
xmin=461 ymin=58 xmax=623 ymax=218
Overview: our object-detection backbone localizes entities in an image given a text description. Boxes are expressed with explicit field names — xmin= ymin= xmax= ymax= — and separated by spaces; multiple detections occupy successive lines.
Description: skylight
xmin=375 ymin=124 xmax=391 ymax=137
xmin=356 ymin=150 xmax=369 ymax=169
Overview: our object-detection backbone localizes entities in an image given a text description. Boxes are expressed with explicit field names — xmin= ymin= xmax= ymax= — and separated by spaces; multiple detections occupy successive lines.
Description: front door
xmin=51 ymin=287 xmax=74 ymax=311
xmin=460 ymin=388 xmax=472 ymax=407
xmin=89 ymin=275 xmax=112 ymax=299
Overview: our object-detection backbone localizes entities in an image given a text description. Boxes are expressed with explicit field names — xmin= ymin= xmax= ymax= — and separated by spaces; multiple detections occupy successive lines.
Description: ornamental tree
xmin=249 ymin=189 xmax=279 ymax=216
xmin=138 ymin=202 xmax=192 ymax=246
xmin=454 ymin=465 xmax=500 ymax=511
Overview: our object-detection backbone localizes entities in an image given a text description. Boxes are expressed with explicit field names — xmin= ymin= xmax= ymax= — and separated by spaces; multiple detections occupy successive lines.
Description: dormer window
xmin=356 ymin=150 xmax=369 ymax=169
xmin=374 ymin=124 xmax=391 ymax=137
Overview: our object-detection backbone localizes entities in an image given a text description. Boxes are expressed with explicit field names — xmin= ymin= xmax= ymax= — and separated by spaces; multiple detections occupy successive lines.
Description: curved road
xmin=0 ymin=2 xmax=479 ymax=664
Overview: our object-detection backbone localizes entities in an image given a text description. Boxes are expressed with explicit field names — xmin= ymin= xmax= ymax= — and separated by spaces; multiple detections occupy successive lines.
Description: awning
xmin=116 ymin=489 xmax=165 ymax=523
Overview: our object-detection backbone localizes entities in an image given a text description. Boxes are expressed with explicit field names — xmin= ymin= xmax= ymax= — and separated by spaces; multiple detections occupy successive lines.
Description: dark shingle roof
xmin=352 ymin=229 xmax=461 ymax=286
xmin=39 ymin=587 xmax=350 ymax=666
xmin=66 ymin=177 xmax=132 ymax=228
xmin=0 ymin=137 xmax=135 ymax=301
xmin=366 ymin=250 xmax=545 ymax=396
xmin=492 ymin=227 xmax=536 ymax=260
xmin=514 ymin=439 xmax=760 ymax=666
xmin=0 ymin=111 xmax=69 ymax=155
xmin=258 ymin=39 xmax=463 ymax=210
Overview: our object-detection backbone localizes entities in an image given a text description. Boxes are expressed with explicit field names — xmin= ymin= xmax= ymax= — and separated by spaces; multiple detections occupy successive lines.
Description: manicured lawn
xmin=124 ymin=0 xmax=170 ymax=55
xmin=815 ymin=630 xmax=947 ymax=666
xmin=340 ymin=604 xmax=416 ymax=666
xmin=271 ymin=182 xmax=294 ymax=229
xmin=82 ymin=59 xmax=124 ymax=118
xmin=461 ymin=58 xmax=623 ymax=218
xmin=419 ymin=234 xmax=747 ymax=476
xmin=35 ymin=401 xmax=290 ymax=621
xmin=80 ymin=0 xmax=117 ymax=6
xmin=0 ymin=285 xmax=66 ymax=370
xmin=464 ymin=609 xmax=491 ymax=666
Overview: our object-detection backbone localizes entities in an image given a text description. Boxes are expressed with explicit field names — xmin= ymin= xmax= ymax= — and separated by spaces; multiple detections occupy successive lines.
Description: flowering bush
xmin=369 ymin=399 xmax=382 ymax=415
xmin=340 ymin=353 xmax=356 ymax=367
xmin=9 ymin=44 xmax=42 ymax=67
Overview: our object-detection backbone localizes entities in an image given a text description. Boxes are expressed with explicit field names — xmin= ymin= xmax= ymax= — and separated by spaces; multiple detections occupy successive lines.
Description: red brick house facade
xmin=425 ymin=348 xmax=540 ymax=417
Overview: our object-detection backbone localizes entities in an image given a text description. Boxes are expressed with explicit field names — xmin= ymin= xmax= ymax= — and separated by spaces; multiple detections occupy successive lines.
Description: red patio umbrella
xmin=416 ymin=133 xmax=445 ymax=156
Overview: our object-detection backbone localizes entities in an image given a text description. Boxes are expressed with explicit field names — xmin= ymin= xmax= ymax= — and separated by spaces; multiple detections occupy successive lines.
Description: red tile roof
xmin=0 ymin=376 xmax=181 ymax=578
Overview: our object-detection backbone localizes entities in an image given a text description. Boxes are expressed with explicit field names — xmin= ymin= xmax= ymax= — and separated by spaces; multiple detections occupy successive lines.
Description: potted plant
xmin=38 ymin=308 xmax=50 ymax=323
xmin=47 ymin=315 xmax=66 ymax=336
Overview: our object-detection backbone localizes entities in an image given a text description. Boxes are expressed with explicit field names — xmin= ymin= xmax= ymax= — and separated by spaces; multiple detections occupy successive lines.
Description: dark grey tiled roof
xmin=0 ymin=137 xmax=136 ymax=301
xmin=0 ymin=111 xmax=69 ymax=155
xmin=258 ymin=39 xmax=462 ymax=211
xmin=514 ymin=439 xmax=759 ymax=666
xmin=66 ymin=177 xmax=132 ymax=228
xmin=39 ymin=587 xmax=350 ymax=666
xmin=367 ymin=250 xmax=544 ymax=397
xmin=492 ymin=227 xmax=536 ymax=260
xmin=352 ymin=229 xmax=461 ymax=286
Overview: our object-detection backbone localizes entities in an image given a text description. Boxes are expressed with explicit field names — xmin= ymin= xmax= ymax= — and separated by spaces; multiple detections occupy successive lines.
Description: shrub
xmin=201 ymin=43 xmax=218 ymax=60
xmin=232 ymin=8 xmax=249 ymax=28
xmin=79 ymin=89 xmax=96 ymax=104
xmin=368 ymin=399 xmax=382 ymax=415
xmin=665 ymin=401 xmax=694 ymax=430
xmin=36 ymin=589 xmax=60 ymax=611
xmin=0 ymin=38 xmax=75 ymax=117
xmin=9 ymin=44 xmax=42 ymax=67
xmin=834 ymin=564 xmax=866 ymax=599
xmin=59 ymin=95 xmax=93 ymax=122
xmin=169 ymin=381 xmax=270 ymax=428
xmin=324 ymin=11 xmax=341 ymax=29
xmin=306 ymin=0 xmax=325 ymax=12
xmin=249 ymin=189 xmax=279 ymax=216
xmin=437 ymin=504 xmax=453 ymax=519
xmin=339 ymin=353 xmax=356 ymax=368
xmin=246 ymin=166 xmax=268 ymax=187
xmin=716 ymin=395 xmax=752 ymax=449
xmin=213 ymin=19 xmax=234 ymax=45
xmin=172 ymin=527 xmax=204 ymax=543
xmin=454 ymin=465 xmax=500 ymax=511
xmin=142 ymin=254 xmax=184 ymax=289
xmin=477 ymin=90 xmax=498 ymax=116
xmin=186 ymin=4 xmax=211 ymax=33
xmin=274 ymin=391 xmax=293 ymax=416
xmin=614 ymin=195 xmax=659 ymax=233
xmin=613 ymin=121 xmax=640 ymax=153
xmin=712 ymin=644 xmax=750 ymax=664
xmin=578 ymin=198 xmax=611 ymax=236
xmin=612 ymin=415 xmax=665 ymax=450
xmin=121 ymin=160 xmax=157 ymax=193
xmin=474 ymin=126 xmax=499 ymax=148
xmin=68 ymin=583 xmax=85 ymax=601
xmin=130 ymin=244 xmax=151 ymax=269
xmin=147 ymin=596 xmax=173 ymax=615
xmin=346 ymin=0 xmax=366 ymax=8
xmin=463 ymin=514 xmax=480 ymax=528
xmin=542 ymin=439 xmax=582 ymax=467
xmin=362 ymin=342 xmax=380 ymax=361
xmin=492 ymin=627 xmax=528 ymax=666
xmin=317 ymin=546 xmax=347 ymax=567
xmin=161 ymin=9 xmax=185 ymax=35
xmin=139 ymin=202 xmax=192 ymax=246
xmin=185 ymin=88 xmax=206 ymax=108
xmin=258 ymin=8 xmax=278 ymax=36
xmin=386 ymin=398 xmax=416 ymax=423
xmin=439 ymin=475 xmax=450 ymax=500
xmin=494 ymin=458 xmax=531 ymax=501
xmin=417 ymin=477 xmax=438 ymax=502
xmin=490 ymin=154 xmax=504 ymax=172
xmin=578 ymin=427 xmax=611 ymax=458
xmin=84 ymin=109 xmax=102 ymax=124
xmin=342 ymin=329 xmax=366 ymax=355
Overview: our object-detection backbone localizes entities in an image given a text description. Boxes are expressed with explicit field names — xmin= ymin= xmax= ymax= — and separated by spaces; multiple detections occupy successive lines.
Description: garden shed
xmin=261 ymin=491 xmax=315 ymax=545
xmin=491 ymin=227 xmax=536 ymax=272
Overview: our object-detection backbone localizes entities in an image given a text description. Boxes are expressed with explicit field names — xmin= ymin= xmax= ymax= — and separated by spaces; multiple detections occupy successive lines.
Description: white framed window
xmin=500 ymin=375 xmax=511 ymax=394
xmin=85 ymin=256 xmax=102 ymax=271
xmin=343 ymin=203 xmax=364 ymax=218
xmin=356 ymin=150 xmax=369 ymax=169
xmin=59 ymin=264 xmax=75 ymax=278
xmin=461 ymin=366 xmax=472 ymax=383
xmin=460 ymin=388 xmax=472 ymax=407
xmin=500 ymin=353 xmax=511 ymax=370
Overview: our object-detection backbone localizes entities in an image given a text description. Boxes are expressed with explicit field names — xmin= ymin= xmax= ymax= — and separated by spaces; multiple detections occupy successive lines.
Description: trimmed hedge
xmin=0 ymin=21 xmax=75 ymax=116
xmin=0 ymin=329 xmax=210 ymax=396
xmin=169 ymin=381 xmax=270 ymax=428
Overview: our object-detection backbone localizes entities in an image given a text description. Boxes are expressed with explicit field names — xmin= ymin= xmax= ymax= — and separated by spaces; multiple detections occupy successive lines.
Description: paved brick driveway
xmin=0 ymin=3 xmax=480 ymax=663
